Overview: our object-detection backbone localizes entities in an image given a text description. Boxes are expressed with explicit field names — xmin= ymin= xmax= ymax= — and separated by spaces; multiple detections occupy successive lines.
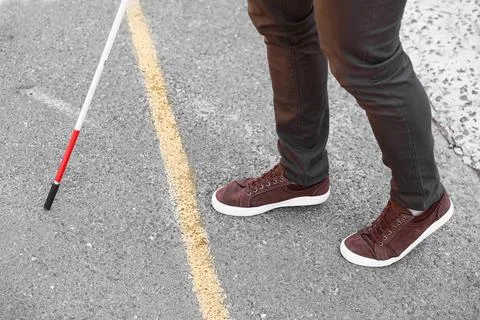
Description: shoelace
xmin=245 ymin=164 xmax=285 ymax=195
xmin=361 ymin=201 xmax=409 ymax=246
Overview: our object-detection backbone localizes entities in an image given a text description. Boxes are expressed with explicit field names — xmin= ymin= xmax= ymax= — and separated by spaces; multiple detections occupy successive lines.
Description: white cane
xmin=44 ymin=0 xmax=130 ymax=210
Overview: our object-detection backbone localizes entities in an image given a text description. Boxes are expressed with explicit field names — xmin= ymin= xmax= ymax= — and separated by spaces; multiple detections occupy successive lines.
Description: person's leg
xmin=248 ymin=0 xmax=329 ymax=186
xmin=211 ymin=0 xmax=331 ymax=216
xmin=313 ymin=0 xmax=452 ymax=267
xmin=315 ymin=0 xmax=444 ymax=210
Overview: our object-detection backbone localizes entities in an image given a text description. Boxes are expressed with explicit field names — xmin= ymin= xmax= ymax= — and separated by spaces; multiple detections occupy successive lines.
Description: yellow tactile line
xmin=126 ymin=1 xmax=230 ymax=319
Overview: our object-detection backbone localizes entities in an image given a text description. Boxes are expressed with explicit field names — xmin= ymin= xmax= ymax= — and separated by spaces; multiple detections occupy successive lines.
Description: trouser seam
xmin=283 ymin=0 xmax=307 ymax=185
xmin=291 ymin=48 xmax=307 ymax=184
xmin=398 ymin=96 xmax=427 ymax=208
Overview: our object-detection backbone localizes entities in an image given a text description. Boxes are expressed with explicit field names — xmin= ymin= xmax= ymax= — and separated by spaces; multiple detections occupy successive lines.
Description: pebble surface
xmin=402 ymin=0 xmax=480 ymax=171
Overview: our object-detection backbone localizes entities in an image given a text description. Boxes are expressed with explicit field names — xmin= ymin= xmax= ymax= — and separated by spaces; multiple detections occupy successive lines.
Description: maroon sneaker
xmin=211 ymin=163 xmax=330 ymax=216
xmin=340 ymin=191 xmax=454 ymax=267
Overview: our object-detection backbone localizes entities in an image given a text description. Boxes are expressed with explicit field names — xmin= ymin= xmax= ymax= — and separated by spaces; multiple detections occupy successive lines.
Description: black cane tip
xmin=44 ymin=182 xmax=60 ymax=210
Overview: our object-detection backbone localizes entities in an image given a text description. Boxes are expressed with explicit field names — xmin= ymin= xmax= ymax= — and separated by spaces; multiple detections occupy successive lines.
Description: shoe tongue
xmin=237 ymin=164 xmax=284 ymax=188
xmin=274 ymin=163 xmax=285 ymax=176
xmin=236 ymin=178 xmax=254 ymax=188
xmin=359 ymin=201 xmax=412 ymax=245
xmin=390 ymin=200 xmax=412 ymax=216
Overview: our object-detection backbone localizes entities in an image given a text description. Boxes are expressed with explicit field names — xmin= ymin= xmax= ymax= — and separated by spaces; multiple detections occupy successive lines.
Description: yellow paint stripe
xmin=126 ymin=1 xmax=230 ymax=319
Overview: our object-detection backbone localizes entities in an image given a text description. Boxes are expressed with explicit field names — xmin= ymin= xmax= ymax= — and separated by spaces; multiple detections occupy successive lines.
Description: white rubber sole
xmin=211 ymin=187 xmax=330 ymax=217
xmin=340 ymin=201 xmax=454 ymax=267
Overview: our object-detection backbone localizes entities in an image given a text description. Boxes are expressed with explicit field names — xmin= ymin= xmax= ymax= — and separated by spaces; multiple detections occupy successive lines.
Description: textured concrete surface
xmin=1 ymin=0 xmax=479 ymax=319
xmin=402 ymin=0 xmax=480 ymax=171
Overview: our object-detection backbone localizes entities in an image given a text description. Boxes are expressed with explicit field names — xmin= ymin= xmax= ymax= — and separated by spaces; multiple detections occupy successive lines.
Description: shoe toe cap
xmin=214 ymin=181 xmax=248 ymax=207
xmin=343 ymin=233 xmax=376 ymax=259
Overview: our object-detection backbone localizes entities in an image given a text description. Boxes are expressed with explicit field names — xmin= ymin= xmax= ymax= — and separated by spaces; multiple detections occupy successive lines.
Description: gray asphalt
xmin=1 ymin=0 xmax=479 ymax=319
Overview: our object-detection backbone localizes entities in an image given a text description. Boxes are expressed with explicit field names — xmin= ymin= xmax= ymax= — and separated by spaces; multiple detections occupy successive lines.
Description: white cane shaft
xmin=74 ymin=0 xmax=130 ymax=131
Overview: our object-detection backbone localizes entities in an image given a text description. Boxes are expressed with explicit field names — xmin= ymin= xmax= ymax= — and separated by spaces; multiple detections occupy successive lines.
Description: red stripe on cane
xmin=54 ymin=129 xmax=80 ymax=183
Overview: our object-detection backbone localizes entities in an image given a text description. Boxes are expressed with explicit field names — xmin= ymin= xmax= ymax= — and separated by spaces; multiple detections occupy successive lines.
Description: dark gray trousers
xmin=248 ymin=0 xmax=444 ymax=210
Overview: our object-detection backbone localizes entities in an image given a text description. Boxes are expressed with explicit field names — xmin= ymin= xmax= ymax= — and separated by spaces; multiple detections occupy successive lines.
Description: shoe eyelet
xmin=253 ymin=188 xmax=258 ymax=193
xmin=397 ymin=221 xmax=401 ymax=225
xmin=387 ymin=230 xmax=392 ymax=235
xmin=403 ymin=216 xmax=408 ymax=220
xmin=279 ymin=178 xmax=284 ymax=183
xmin=383 ymin=236 xmax=388 ymax=240
xmin=379 ymin=242 xmax=384 ymax=246
xmin=246 ymin=192 xmax=252 ymax=196
xmin=273 ymin=180 xmax=278 ymax=184
xmin=259 ymin=185 xmax=264 ymax=190
xmin=266 ymin=182 xmax=271 ymax=187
